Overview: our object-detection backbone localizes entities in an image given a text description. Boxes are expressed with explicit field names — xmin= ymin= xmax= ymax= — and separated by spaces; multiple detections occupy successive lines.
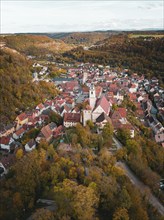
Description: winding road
xmin=113 ymin=137 xmax=164 ymax=216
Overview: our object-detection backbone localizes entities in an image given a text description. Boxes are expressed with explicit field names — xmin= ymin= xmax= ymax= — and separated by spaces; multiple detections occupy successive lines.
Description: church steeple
xmin=89 ymin=84 xmax=96 ymax=110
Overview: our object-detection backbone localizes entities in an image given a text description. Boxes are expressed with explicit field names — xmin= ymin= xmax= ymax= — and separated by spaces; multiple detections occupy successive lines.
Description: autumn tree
xmin=113 ymin=208 xmax=129 ymax=220
xmin=31 ymin=208 xmax=55 ymax=220
xmin=54 ymin=179 xmax=98 ymax=220
xmin=16 ymin=148 xmax=24 ymax=159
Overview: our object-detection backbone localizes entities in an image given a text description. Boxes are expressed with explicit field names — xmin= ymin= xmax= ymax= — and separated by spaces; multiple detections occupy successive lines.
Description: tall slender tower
xmin=89 ymin=84 xmax=96 ymax=110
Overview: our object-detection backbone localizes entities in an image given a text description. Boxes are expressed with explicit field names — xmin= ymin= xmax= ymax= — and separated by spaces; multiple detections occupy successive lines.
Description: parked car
xmin=159 ymin=179 xmax=164 ymax=190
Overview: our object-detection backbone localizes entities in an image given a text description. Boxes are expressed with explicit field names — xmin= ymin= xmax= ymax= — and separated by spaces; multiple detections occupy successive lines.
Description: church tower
xmin=89 ymin=84 xmax=96 ymax=110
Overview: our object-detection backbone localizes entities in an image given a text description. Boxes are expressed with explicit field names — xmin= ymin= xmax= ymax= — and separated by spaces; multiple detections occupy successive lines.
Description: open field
xmin=129 ymin=33 xmax=164 ymax=38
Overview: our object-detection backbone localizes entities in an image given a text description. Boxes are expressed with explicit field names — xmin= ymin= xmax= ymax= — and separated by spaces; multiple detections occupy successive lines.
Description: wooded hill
xmin=63 ymin=34 xmax=164 ymax=84
xmin=0 ymin=35 xmax=74 ymax=58
xmin=21 ymin=31 xmax=119 ymax=46
xmin=59 ymin=31 xmax=117 ymax=46
xmin=0 ymin=47 xmax=58 ymax=125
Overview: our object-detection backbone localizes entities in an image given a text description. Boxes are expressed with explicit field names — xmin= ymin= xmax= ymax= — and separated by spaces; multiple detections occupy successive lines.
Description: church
xmin=83 ymin=84 xmax=111 ymax=126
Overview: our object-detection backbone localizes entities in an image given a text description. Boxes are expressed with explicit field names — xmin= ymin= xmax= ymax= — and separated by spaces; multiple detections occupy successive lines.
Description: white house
xmin=25 ymin=139 xmax=36 ymax=152
xmin=13 ymin=127 xmax=25 ymax=140
xmin=0 ymin=136 xmax=14 ymax=150
xmin=129 ymin=83 xmax=138 ymax=93
xmin=63 ymin=113 xmax=81 ymax=128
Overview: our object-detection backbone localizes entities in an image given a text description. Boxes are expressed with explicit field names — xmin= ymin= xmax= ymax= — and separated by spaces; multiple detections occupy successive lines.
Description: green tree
xmin=50 ymin=111 xmax=63 ymax=126
xmin=102 ymin=122 xmax=113 ymax=146
xmin=117 ymin=128 xmax=131 ymax=145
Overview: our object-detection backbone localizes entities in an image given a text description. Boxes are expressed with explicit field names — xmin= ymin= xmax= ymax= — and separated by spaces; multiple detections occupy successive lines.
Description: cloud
xmin=1 ymin=0 xmax=163 ymax=33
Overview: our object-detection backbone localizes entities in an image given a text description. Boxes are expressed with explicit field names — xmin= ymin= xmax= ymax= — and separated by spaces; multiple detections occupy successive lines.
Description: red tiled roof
xmin=16 ymin=113 xmax=27 ymax=121
xmin=36 ymin=103 xmax=45 ymax=110
xmin=64 ymin=113 xmax=81 ymax=123
xmin=82 ymin=86 xmax=89 ymax=93
xmin=129 ymin=93 xmax=137 ymax=101
xmin=95 ymin=96 xmax=110 ymax=115
xmin=53 ymin=125 xmax=63 ymax=137
xmin=72 ymin=106 xmax=80 ymax=113
xmin=15 ymin=127 xmax=25 ymax=136
xmin=111 ymin=111 xmax=122 ymax=121
xmin=0 ymin=136 xmax=10 ymax=145
xmin=41 ymin=125 xmax=52 ymax=140
xmin=117 ymin=108 xmax=127 ymax=118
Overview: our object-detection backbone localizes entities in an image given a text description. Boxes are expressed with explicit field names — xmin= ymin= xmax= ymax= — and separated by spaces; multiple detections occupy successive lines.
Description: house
xmin=65 ymin=99 xmax=75 ymax=109
xmin=60 ymin=105 xmax=71 ymax=117
xmin=129 ymin=93 xmax=137 ymax=102
xmin=25 ymin=139 xmax=36 ymax=152
xmin=129 ymin=83 xmax=138 ymax=93
xmin=0 ymin=136 xmax=14 ymax=150
xmin=53 ymin=125 xmax=63 ymax=138
xmin=137 ymin=94 xmax=144 ymax=103
xmin=96 ymin=112 xmax=112 ymax=129
xmin=155 ymin=132 xmax=164 ymax=145
xmin=15 ymin=113 xmax=28 ymax=130
xmin=111 ymin=108 xmax=127 ymax=125
xmin=36 ymin=122 xmax=57 ymax=143
xmin=0 ymin=123 xmax=15 ymax=137
xmin=36 ymin=103 xmax=45 ymax=115
xmin=151 ymin=77 xmax=159 ymax=84
xmin=13 ymin=127 xmax=26 ymax=140
xmin=63 ymin=81 xmax=79 ymax=93
xmin=82 ymin=86 xmax=89 ymax=96
xmin=64 ymin=113 xmax=81 ymax=128
xmin=53 ymin=77 xmax=74 ymax=85
xmin=112 ymin=120 xmax=134 ymax=138
xmin=109 ymin=84 xmax=118 ymax=93
xmin=113 ymin=91 xmax=124 ymax=101
xmin=72 ymin=106 xmax=80 ymax=114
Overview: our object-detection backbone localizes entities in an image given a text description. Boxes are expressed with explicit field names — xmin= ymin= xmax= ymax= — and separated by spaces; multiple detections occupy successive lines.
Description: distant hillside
xmin=26 ymin=31 xmax=118 ymax=45
xmin=63 ymin=34 xmax=164 ymax=84
xmin=0 ymin=34 xmax=74 ymax=58
xmin=60 ymin=31 xmax=118 ymax=46
xmin=0 ymin=48 xmax=58 ymax=124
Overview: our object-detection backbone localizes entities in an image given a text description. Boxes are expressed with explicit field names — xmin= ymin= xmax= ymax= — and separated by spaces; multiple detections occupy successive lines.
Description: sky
xmin=1 ymin=0 xmax=164 ymax=33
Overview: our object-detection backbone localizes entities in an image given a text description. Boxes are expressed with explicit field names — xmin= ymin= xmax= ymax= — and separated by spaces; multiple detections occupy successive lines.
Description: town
xmin=0 ymin=62 xmax=164 ymax=176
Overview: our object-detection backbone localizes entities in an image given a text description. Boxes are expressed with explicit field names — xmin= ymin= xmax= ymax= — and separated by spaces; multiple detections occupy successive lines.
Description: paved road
xmin=113 ymin=136 xmax=164 ymax=216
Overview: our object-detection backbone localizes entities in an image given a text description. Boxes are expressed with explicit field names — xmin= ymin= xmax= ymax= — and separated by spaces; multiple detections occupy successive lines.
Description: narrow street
xmin=113 ymin=137 xmax=164 ymax=216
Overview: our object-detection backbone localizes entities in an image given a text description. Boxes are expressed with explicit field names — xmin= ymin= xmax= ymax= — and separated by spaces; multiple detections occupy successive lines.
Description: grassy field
xmin=129 ymin=33 xmax=164 ymax=38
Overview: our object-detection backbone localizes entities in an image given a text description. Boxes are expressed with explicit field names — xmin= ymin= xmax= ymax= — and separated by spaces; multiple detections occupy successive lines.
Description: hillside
xmin=63 ymin=34 xmax=164 ymax=84
xmin=0 ymin=34 xmax=74 ymax=58
xmin=0 ymin=48 xmax=58 ymax=125
xmin=29 ymin=31 xmax=118 ymax=46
